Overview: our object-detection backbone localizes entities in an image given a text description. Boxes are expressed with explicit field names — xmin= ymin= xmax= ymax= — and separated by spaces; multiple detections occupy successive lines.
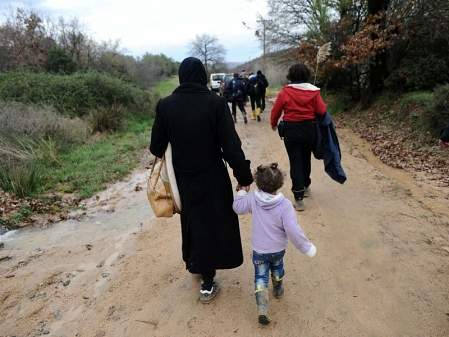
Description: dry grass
xmin=317 ymin=42 xmax=332 ymax=63
xmin=0 ymin=157 xmax=42 ymax=198
xmin=0 ymin=102 xmax=89 ymax=197
xmin=0 ymin=102 xmax=88 ymax=150
xmin=314 ymin=42 xmax=332 ymax=84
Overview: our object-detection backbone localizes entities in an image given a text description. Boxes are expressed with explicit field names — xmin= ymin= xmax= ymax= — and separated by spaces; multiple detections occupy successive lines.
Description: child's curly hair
xmin=253 ymin=162 xmax=285 ymax=193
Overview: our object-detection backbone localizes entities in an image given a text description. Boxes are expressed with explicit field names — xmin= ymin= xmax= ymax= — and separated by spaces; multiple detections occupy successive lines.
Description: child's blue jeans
xmin=252 ymin=250 xmax=285 ymax=291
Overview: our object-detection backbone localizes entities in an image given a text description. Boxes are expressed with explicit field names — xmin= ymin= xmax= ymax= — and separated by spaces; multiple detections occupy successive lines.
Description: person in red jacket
xmin=270 ymin=63 xmax=327 ymax=211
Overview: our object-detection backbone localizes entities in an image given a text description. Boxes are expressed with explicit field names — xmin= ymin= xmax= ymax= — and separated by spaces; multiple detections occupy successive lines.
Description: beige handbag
xmin=147 ymin=144 xmax=181 ymax=217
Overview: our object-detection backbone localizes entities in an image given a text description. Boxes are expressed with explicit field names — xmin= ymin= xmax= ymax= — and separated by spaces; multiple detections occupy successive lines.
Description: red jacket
xmin=270 ymin=83 xmax=327 ymax=127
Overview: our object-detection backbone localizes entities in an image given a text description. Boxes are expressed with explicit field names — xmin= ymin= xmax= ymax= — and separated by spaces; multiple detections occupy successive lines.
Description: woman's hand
xmin=236 ymin=184 xmax=250 ymax=192
xmin=271 ymin=125 xmax=277 ymax=132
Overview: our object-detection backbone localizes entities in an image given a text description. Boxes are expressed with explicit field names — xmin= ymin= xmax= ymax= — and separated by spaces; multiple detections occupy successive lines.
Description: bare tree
xmin=0 ymin=6 xmax=55 ymax=72
xmin=259 ymin=0 xmax=337 ymax=50
xmin=0 ymin=6 xmax=124 ymax=74
xmin=56 ymin=17 xmax=87 ymax=65
xmin=367 ymin=0 xmax=390 ymax=95
xmin=188 ymin=34 xmax=226 ymax=74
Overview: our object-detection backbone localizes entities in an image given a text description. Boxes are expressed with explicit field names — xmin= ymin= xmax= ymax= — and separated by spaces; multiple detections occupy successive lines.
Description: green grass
xmin=320 ymin=93 xmax=355 ymax=115
xmin=0 ymin=205 xmax=34 ymax=227
xmin=401 ymin=91 xmax=434 ymax=110
xmin=327 ymin=100 xmax=346 ymax=115
xmin=268 ymin=85 xmax=284 ymax=92
xmin=40 ymin=117 xmax=153 ymax=199
xmin=154 ymin=76 xmax=178 ymax=97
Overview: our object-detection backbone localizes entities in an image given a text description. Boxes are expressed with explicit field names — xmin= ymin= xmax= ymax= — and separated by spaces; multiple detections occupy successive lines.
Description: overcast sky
xmin=1 ymin=0 xmax=268 ymax=63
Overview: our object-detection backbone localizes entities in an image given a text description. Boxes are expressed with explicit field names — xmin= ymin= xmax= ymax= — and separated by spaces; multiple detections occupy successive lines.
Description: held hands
xmin=236 ymin=184 xmax=250 ymax=192
xmin=439 ymin=139 xmax=449 ymax=148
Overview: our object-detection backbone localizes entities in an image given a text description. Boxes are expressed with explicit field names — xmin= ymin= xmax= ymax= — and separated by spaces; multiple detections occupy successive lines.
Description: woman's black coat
xmin=150 ymin=57 xmax=253 ymax=273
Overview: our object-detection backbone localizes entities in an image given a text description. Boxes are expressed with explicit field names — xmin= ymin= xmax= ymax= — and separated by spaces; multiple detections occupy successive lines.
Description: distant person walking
xmin=256 ymin=70 xmax=269 ymax=112
xmin=240 ymin=67 xmax=247 ymax=80
xmin=246 ymin=74 xmax=264 ymax=121
xmin=233 ymin=162 xmax=316 ymax=324
xmin=270 ymin=63 xmax=327 ymax=211
xmin=226 ymin=72 xmax=248 ymax=123
xmin=150 ymin=57 xmax=253 ymax=304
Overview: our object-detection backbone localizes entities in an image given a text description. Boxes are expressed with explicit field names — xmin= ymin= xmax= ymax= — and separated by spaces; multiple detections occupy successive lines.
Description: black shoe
xmin=257 ymin=115 xmax=261 ymax=122
xmin=244 ymin=116 xmax=248 ymax=124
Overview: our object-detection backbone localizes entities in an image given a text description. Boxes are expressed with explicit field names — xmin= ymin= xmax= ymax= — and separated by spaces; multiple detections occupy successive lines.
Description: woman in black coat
xmin=150 ymin=57 xmax=253 ymax=304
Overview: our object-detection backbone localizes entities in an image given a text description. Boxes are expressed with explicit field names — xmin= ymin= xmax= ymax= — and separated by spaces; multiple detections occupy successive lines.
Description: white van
xmin=210 ymin=73 xmax=226 ymax=92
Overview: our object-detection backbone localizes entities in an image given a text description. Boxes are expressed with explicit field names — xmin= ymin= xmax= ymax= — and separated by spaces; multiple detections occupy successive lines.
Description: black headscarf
xmin=178 ymin=57 xmax=207 ymax=86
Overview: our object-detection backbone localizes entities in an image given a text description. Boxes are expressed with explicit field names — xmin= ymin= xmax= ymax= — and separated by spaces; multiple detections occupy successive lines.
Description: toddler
xmin=233 ymin=162 xmax=316 ymax=324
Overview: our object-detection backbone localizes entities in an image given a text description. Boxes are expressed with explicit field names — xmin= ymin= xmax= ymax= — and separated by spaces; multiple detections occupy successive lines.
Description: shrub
xmin=0 ymin=71 xmax=153 ymax=117
xmin=387 ymin=55 xmax=449 ymax=91
xmin=45 ymin=47 xmax=79 ymax=75
xmin=0 ymin=157 xmax=42 ymax=198
xmin=88 ymin=105 xmax=126 ymax=132
xmin=425 ymin=85 xmax=449 ymax=136
xmin=0 ymin=102 xmax=88 ymax=152
xmin=395 ymin=91 xmax=433 ymax=123
xmin=391 ymin=86 xmax=449 ymax=145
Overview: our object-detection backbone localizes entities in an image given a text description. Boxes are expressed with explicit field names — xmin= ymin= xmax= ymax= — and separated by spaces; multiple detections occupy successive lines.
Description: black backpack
xmin=249 ymin=79 xmax=261 ymax=96
xmin=230 ymin=79 xmax=243 ymax=100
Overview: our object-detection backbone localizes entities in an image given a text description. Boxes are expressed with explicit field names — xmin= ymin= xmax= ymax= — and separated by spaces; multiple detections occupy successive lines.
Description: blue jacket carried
xmin=313 ymin=111 xmax=347 ymax=184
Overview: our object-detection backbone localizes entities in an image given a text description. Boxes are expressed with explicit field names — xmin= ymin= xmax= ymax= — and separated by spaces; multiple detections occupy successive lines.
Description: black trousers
xmin=201 ymin=270 xmax=216 ymax=290
xmin=231 ymin=99 xmax=246 ymax=115
xmin=284 ymin=140 xmax=315 ymax=200
xmin=250 ymin=95 xmax=262 ymax=110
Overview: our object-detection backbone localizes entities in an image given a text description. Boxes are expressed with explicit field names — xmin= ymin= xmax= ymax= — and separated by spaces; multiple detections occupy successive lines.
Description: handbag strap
xmin=150 ymin=155 xmax=165 ymax=186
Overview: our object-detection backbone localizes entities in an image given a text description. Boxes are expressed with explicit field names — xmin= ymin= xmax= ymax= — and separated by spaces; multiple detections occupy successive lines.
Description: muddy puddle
xmin=0 ymin=168 xmax=154 ymax=252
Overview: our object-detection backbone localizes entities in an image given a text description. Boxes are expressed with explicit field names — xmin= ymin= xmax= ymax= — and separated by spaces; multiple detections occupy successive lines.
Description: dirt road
xmin=1 ymin=108 xmax=449 ymax=337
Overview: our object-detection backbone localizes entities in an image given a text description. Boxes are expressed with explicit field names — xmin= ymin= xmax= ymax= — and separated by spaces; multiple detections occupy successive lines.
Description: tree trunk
xmin=368 ymin=0 xmax=390 ymax=95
